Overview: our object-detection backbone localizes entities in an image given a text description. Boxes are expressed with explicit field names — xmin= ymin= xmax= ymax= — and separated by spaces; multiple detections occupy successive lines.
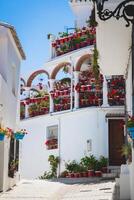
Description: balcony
xmin=20 ymin=73 xmax=125 ymax=120
xmin=51 ymin=27 xmax=96 ymax=58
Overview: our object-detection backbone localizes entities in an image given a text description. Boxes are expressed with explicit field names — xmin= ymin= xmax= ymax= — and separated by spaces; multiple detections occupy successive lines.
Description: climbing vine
xmin=92 ymin=45 xmax=100 ymax=81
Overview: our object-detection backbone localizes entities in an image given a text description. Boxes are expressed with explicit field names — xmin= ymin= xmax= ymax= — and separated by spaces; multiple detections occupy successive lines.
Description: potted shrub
xmin=127 ymin=116 xmax=134 ymax=139
xmin=99 ymin=156 xmax=108 ymax=173
xmin=48 ymin=155 xmax=60 ymax=178
xmin=8 ymin=159 xmax=18 ymax=178
xmin=80 ymin=155 xmax=96 ymax=177
xmin=121 ymin=143 xmax=132 ymax=164
xmin=94 ymin=160 xmax=102 ymax=177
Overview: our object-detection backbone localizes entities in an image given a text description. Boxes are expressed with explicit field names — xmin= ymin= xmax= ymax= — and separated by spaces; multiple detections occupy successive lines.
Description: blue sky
xmin=0 ymin=0 xmax=75 ymax=79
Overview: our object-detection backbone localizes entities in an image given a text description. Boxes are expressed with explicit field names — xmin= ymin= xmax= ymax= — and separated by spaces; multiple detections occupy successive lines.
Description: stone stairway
xmin=102 ymin=166 xmax=121 ymax=180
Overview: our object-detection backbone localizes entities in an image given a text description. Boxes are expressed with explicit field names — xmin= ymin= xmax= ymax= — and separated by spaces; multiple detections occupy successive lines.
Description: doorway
xmin=108 ymin=119 xmax=125 ymax=166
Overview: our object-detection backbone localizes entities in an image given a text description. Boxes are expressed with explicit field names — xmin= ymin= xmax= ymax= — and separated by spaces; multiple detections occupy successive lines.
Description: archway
xmin=50 ymin=62 xmax=71 ymax=79
xmin=27 ymin=70 xmax=49 ymax=87
xmin=75 ymin=54 xmax=92 ymax=72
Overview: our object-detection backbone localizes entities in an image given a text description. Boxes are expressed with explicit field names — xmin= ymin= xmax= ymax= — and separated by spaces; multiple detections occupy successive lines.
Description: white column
xmin=49 ymin=79 xmax=55 ymax=113
xmin=74 ymin=71 xmax=79 ymax=109
xmin=102 ymin=76 xmax=109 ymax=107
xmin=49 ymin=35 xmax=56 ymax=59
xmin=25 ymin=103 xmax=29 ymax=118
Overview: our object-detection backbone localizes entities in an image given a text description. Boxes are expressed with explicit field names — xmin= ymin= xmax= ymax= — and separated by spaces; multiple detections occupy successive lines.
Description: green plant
xmin=127 ymin=116 xmax=134 ymax=127
xmin=48 ymin=155 xmax=60 ymax=177
xmin=38 ymin=171 xmax=53 ymax=179
xmin=99 ymin=156 xmax=108 ymax=168
xmin=65 ymin=160 xmax=83 ymax=173
xmin=93 ymin=45 xmax=100 ymax=81
xmin=87 ymin=5 xmax=98 ymax=27
xmin=121 ymin=143 xmax=132 ymax=163
xmin=80 ymin=155 xmax=97 ymax=170
xmin=94 ymin=160 xmax=102 ymax=171
xmin=60 ymin=170 xmax=68 ymax=178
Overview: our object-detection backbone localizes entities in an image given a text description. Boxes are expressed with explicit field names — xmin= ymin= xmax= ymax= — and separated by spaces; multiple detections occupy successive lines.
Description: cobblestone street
xmin=0 ymin=179 xmax=117 ymax=200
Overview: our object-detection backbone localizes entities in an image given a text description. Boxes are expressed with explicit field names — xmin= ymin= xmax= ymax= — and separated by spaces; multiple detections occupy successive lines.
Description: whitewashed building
xmin=20 ymin=0 xmax=127 ymax=180
xmin=0 ymin=22 xmax=25 ymax=192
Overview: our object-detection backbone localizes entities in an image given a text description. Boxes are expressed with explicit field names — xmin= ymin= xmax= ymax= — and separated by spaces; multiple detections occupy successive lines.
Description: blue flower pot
xmin=14 ymin=133 xmax=25 ymax=140
xmin=127 ymin=127 xmax=134 ymax=132
xmin=129 ymin=131 xmax=134 ymax=140
xmin=0 ymin=133 xmax=5 ymax=141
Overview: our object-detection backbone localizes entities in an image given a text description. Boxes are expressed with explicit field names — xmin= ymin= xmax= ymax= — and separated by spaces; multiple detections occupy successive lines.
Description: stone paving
xmin=0 ymin=179 xmax=117 ymax=200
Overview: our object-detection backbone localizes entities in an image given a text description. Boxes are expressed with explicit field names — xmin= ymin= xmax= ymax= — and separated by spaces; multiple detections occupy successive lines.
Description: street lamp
xmin=94 ymin=0 xmax=134 ymax=27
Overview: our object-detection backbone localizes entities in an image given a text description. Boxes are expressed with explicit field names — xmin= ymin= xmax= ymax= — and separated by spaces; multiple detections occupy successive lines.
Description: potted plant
xmin=121 ymin=143 xmax=132 ymax=164
xmin=99 ymin=156 xmax=108 ymax=173
xmin=127 ymin=116 xmax=134 ymax=139
xmin=80 ymin=155 xmax=96 ymax=177
xmin=8 ymin=159 xmax=18 ymax=178
xmin=14 ymin=129 xmax=28 ymax=140
xmin=0 ymin=127 xmax=8 ymax=141
xmin=94 ymin=160 xmax=102 ymax=177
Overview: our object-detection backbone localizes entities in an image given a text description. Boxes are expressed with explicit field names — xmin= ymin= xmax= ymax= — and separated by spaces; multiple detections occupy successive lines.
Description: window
xmin=45 ymin=125 xmax=58 ymax=150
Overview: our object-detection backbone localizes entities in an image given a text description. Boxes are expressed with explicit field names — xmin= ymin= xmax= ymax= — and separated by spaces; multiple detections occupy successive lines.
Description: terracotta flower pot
xmin=101 ymin=167 xmax=108 ymax=173
xmin=95 ymin=171 xmax=102 ymax=177
xmin=88 ymin=170 xmax=94 ymax=177
xmin=82 ymin=172 xmax=88 ymax=177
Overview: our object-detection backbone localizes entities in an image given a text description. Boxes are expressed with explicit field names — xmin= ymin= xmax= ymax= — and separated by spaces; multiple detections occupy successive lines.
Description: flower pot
xmin=129 ymin=131 xmax=134 ymax=139
xmin=14 ymin=133 xmax=25 ymax=140
xmin=88 ymin=170 xmax=94 ymax=177
xmin=0 ymin=133 xmax=5 ymax=141
xmin=95 ymin=171 xmax=102 ymax=177
xmin=82 ymin=172 xmax=88 ymax=177
xmin=70 ymin=173 xmax=74 ymax=178
xmin=101 ymin=167 xmax=108 ymax=173
xmin=127 ymin=127 xmax=134 ymax=132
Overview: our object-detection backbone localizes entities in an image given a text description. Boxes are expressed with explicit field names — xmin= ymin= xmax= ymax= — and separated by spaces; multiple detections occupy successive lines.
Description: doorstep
xmin=48 ymin=177 xmax=113 ymax=184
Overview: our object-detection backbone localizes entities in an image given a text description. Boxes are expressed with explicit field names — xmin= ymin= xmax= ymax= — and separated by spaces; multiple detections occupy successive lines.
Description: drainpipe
xmin=58 ymin=117 xmax=61 ymax=177
xmin=132 ymin=24 xmax=134 ymax=116
xmin=70 ymin=57 xmax=74 ymax=111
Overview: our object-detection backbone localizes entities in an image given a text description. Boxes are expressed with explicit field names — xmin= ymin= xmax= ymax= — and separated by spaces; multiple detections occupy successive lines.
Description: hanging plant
xmin=63 ymin=65 xmax=69 ymax=74
xmin=92 ymin=45 xmax=100 ymax=81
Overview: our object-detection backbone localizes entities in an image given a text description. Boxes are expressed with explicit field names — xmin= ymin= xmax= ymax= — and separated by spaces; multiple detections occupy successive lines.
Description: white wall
xmin=69 ymin=0 xmax=93 ymax=28
xmin=96 ymin=13 xmax=132 ymax=76
xmin=20 ymin=106 xmax=124 ymax=179
xmin=0 ymin=26 xmax=22 ymax=191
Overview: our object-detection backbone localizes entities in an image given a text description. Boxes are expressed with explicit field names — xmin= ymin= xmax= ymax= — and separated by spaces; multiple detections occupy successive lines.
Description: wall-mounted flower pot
xmin=14 ymin=133 xmax=25 ymax=140
xmin=129 ymin=131 xmax=134 ymax=139
xmin=0 ymin=133 xmax=5 ymax=141
xmin=127 ymin=127 xmax=134 ymax=132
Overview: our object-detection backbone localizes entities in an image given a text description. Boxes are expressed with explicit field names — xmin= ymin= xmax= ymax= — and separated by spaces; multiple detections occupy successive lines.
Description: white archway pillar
xmin=49 ymin=79 xmax=55 ymax=113
xmin=25 ymin=104 xmax=29 ymax=118
xmin=102 ymin=76 xmax=109 ymax=107
xmin=74 ymin=71 xmax=79 ymax=109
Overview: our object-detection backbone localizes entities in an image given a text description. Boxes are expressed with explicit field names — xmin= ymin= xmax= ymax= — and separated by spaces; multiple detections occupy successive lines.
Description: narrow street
xmin=0 ymin=179 xmax=117 ymax=200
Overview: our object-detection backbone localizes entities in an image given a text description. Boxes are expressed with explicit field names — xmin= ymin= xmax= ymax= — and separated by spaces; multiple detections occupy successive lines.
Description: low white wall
xmin=20 ymin=107 xmax=123 ymax=179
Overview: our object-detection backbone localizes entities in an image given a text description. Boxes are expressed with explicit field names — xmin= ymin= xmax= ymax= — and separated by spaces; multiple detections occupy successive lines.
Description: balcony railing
xmin=51 ymin=27 xmax=96 ymax=58
xmin=20 ymin=74 xmax=125 ymax=120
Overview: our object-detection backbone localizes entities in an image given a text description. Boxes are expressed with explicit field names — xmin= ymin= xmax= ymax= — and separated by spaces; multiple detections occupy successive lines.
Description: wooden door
xmin=109 ymin=119 xmax=125 ymax=166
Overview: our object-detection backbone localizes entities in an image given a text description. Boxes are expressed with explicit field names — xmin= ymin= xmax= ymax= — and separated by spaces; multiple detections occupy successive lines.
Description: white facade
xmin=20 ymin=106 xmax=124 ymax=179
xmin=69 ymin=0 xmax=93 ymax=28
xmin=0 ymin=24 xmax=25 ymax=191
